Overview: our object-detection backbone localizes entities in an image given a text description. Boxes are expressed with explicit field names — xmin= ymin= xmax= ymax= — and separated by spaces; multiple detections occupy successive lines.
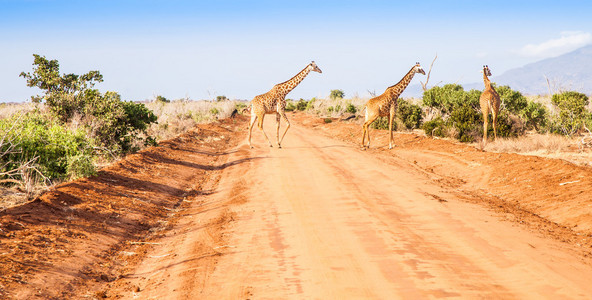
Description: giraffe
xmin=248 ymin=61 xmax=322 ymax=148
xmin=480 ymin=65 xmax=501 ymax=144
xmin=361 ymin=62 xmax=425 ymax=149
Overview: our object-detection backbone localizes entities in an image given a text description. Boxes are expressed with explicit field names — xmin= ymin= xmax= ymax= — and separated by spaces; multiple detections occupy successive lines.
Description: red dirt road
xmin=2 ymin=113 xmax=592 ymax=299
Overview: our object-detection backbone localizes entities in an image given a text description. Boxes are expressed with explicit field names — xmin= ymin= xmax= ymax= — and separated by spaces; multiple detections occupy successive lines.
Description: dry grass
xmin=306 ymin=96 xmax=422 ymax=118
xmin=483 ymin=133 xmax=592 ymax=167
xmin=144 ymin=99 xmax=243 ymax=141
xmin=0 ymin=102 xmax=39 ymax=120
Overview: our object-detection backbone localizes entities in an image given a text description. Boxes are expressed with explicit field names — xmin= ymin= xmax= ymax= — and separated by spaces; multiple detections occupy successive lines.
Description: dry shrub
xmin=483 ymin=133 xmax=592 ymax=166
xmin=0 ymin=102 xmax=39 ymax=119
xmin=484 ymin=133 xmax=572 ymax=153
xmin=145 ymin=99 xmax=241 ymax=141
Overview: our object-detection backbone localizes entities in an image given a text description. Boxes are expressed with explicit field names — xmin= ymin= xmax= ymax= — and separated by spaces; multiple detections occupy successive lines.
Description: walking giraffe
xmin=248 ymin=61 xmax=322 ymax=148
xmin=361 ymin=62 xmax=425 ymax=149
xmin=480 ymin=65 xmax=501 ymax=144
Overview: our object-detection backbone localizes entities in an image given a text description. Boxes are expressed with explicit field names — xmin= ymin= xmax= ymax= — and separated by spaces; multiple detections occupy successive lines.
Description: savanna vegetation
xmin=2 ymin=55 xmax=592 ymax=204
xmin=1 ymin=55 xmax=246 ymax=203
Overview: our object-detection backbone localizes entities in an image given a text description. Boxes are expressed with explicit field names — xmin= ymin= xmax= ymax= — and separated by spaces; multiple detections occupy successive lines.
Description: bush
xmin=306 ymin=98 xmax=316 ymax=110
xmin=520 ymin=101 xmax=548 ymax=131
xmin=83 ymin=92 xmax=157 ymax=152
xmin=345 ymin=103 xmax=357 ymax=114
xmin=0 ymin=113 xmax=95 ymax=181
xmin=550 ymin=91 xmax=590 ymax=135
xmin=397 ymin=99 xmax=423 ymax=129
xmin=448 ymin=104 xmax=481 ymax=142
xmin=296 ymin=99 xmax=308 ymax=111
xmin=67 ymin=154 xmax=97 ymax=179
xmin=495 ymin=85 xmax=527 ymax=114
xmin=285 ymin=101 xmax=296 ymax=112
xmin=422 ymin=84 xmax=479 ymax=115
xmin=156 ymin=95 xmax=170 ymax=103
xmin=330 ymin=90 xmax=345 ymax=100
xmin=488 ymin=110 xmax=523 ymax=139
xmin=422 ymin=116 xmax=446 ymax=138
xmin=235 ymin=102 xmax=248 ymax=113
xmin=422 ymin=84 xmax=528 ymax=143
xmin=20 ymin=54 xmax=158 ymax=154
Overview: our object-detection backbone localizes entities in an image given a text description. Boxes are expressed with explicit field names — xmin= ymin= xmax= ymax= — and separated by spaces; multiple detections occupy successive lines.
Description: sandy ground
xmin=1 ymin=113 xmax=592 ymax=299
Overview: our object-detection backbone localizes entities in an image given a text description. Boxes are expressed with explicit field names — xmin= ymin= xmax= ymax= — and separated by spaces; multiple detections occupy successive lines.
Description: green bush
xmin=422 ymin=84 xmax=528 ymax=143
xmin=422 ymin=84 xmax=480 ymax=115
xmin=345 ymin=103 xmax=357 ymax=114
xmin=495 ymin=85 xmax=527 ymax=114
xmin=296 ymin=99 xmax=308 ymax=111
xmin=285 ymin=101 xmax=296 ymax=112
xmin=156 ymin=95 xmax=170 ymax=103
xmin=20 ymin=54 xmax=158 ymax=154
xmin=487 ymin=110 xmax=523 ymax=139
xmin=448 ymin=104 xmax=481 ymax=142
xmin=82 ymin=91 xmax=157 ymax=152
xmin=550 ymin=91 xmax=590 ymax=135
xmin=330 ymin=89 xmax=345 ymax=100
xmin=422 ymin=116 xmax=446 ymax=138
xmin=306 ymin=98 xmax=316 ymax=110
xmin=370 ymin=117 xmax=392 ymax=130
xmin=397 ymin=99 xmax=423 ymax=129
xmin=520 ymin=101 xmax=548 ymax=131
xmin=0 ymin=113 xmax=95 ymax=181
xmin=67 ymin=154 xmax=97 ymax=179
xmin=235 ymin=102 xmax=248 ymax=113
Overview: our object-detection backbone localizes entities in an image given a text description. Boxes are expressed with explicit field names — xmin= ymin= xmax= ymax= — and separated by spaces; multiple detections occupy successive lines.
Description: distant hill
xmin=482 ymin=45 xmax=592 ymax=95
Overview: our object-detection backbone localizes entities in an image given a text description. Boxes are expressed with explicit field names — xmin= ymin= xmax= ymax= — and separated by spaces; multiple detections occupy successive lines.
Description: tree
xmin=330 ymin=89 xmax=345 ymax=100
xmin=550 ymin=91 xmax=590 ymax=135
xmin=20 ymin=54 xmax=157 ymax=153
xmin=420 ymin=54 xmax=438 ymax=92
xmin=20 ymin=54 xmax=103 ymax=121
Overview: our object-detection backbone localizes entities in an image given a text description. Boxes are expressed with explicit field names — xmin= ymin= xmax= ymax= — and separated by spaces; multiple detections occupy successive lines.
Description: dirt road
xmin=112 ymin=116 xmax=592 ymax=299
xmin=2 ymin=113 xmax=592 ymax=299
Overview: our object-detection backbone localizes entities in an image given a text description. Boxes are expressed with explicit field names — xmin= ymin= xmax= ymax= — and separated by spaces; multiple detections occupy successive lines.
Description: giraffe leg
xmin=482 ymin=112 xmax=489 ymax=144
xmin=492 ymin=110 xmax=498 ymax=140
xmin=257 ymin=114 xmax=273 ymax=147
xmin=388 ymin=112 xmax=395 ymax=149
xmin=275 ymin=113 xmax=281 ymax=147
xmin=278 ymin=112 xmax=291 ymax=148
xmin=248 ymin=113 xmax=257 ymax=149
xmin=361 ymin=116 xmax=378 ymax=149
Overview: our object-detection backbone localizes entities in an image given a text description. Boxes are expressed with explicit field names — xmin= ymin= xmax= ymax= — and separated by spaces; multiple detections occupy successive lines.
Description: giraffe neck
xmin=275 ymin=65 xmax=312 ymax=96
xmin=483 ymin=73 xmax=491 ymax=89
xmin=385 ymin=66 xmax=416 ymax=99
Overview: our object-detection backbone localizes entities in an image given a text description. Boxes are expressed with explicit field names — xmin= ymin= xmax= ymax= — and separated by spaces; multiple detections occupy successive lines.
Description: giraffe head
xmin=414 ymin=62 xmax=426 ymax=75
xmin=482 ymin=65 xmax=492 ymax=77
xmin=309 ymin=61 xmax=323 ymax=73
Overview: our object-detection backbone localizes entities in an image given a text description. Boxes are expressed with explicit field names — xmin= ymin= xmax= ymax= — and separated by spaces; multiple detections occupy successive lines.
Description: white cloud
xmin=518 ymin=31 xmax=592 ymax=58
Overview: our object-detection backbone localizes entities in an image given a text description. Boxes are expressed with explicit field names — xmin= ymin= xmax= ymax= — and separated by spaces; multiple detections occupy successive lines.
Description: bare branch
xmin=420 ymin=54 xmax=438 ymax=92
xmin=543 ymin=74 xmax=554 ymax=96
xmin=367 ymin=90 xmax=376 ymax=97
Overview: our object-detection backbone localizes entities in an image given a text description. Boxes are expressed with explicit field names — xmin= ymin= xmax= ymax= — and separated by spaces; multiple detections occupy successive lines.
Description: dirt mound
xmin=0 ymin=116 xmax=248 ymax=299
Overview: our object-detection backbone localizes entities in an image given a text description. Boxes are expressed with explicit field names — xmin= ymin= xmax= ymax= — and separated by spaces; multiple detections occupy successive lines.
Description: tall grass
xmin=145 ymin=99 xmax=245 ymax=140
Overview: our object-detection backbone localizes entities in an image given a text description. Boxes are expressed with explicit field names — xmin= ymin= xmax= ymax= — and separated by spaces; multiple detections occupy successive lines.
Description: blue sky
xmin=1 ymin=0 xmax=591 ymax=102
